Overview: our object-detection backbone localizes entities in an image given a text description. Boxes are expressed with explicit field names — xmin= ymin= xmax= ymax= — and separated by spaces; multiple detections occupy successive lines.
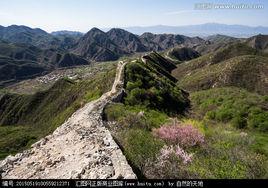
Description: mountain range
xmin=117 ymin=23 xmax=268 ymax=37
xmin=0 ymin=25 xmax=205 ymax=61
xmin=1 ymin=24 xmax=268 ymax=87
xmin=47 ymin=23 xmax=268 ymax=38
xmin=71 ymin=27 xmax=204 ymax=61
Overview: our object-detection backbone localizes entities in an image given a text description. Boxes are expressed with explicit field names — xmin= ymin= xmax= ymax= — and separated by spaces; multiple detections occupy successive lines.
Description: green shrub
xmin=264 ymin=95 xmax=268 ymax=102
xmin=125 ymin=88 xmax=148 ymax=106
xmin=215 ymin=108 xmax=234 ymax=122
xmin=187 ymin=125 xmax=267 ymax=178
xmin=231 ymin=115 xmax=247 ymax=129
xmin=248 ymin=108 xmax=268 ymax=131
xmin=103 ymin=103 xmax=127 ymax=121
xmin=250 ymin=131 xmax=268 ymax=156
xmin=191 ymin=87 xmax=268 ymax=132
xmin=124 ymin=62 xmax=189 ymax=115
xmin=205 ymin=111 xmax=216 ymax=120
xmin=126 ymin=80 xmax=142 ymax=91
xmin=119 ymin=129 xmax=164 ymax=172
xmin=104 ymin=103 xmax=168 ymax=130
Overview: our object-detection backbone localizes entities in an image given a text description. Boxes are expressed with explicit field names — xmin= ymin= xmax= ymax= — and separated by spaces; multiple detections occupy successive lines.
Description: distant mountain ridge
xmin=51 ymin=30 xmax=83 ymax=36
xmin=102 ymin=23 xmax=268 ymax=37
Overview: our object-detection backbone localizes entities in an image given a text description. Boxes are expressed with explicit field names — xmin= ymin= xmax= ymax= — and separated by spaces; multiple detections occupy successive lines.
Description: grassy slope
xmin=190 ymin=86 xmax=268 ymax=143
xmin=173 ymin=55 xmax=268 ymax=95
xmin=172 ymin=42 xmax=268 ymax=95
xmin=187 ymin=122 xmax=267 ymax=178
xmin=189 ymin=87 xmax=268 ymax=178
xmin=104 ymin=53 xmax=267 ymax=178
xmin=0 ymin=63 xmax=116 ymax=159
xmin=170 ymin=43 xmax=268 ymax=178
xmin=172 ymin=42 xmax=267 ymax=78
xmin=105 ymin=92 xmax=268 ymax=179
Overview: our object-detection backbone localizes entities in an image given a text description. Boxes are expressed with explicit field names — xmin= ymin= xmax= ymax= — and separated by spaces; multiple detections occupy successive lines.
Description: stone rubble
xmin=0 ymin=61 xmax=136 ymax=179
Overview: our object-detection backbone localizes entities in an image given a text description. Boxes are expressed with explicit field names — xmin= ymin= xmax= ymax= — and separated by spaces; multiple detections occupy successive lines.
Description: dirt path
xmin=0 ymin=61 xmax=136 ymax=179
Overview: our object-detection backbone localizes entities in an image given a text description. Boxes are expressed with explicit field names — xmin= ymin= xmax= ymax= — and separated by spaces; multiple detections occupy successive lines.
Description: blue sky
xmin=0 ymin=0 xmax=267 ymax=32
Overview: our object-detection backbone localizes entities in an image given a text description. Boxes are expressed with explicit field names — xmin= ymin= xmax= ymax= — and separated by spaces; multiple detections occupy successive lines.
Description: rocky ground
xmin=0 ymin=61 xmax=136 ymax=179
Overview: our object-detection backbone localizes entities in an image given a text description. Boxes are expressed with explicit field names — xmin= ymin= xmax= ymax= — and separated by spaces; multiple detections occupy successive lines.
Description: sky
xmin=0 ymin=0 xmax=267 ymax=32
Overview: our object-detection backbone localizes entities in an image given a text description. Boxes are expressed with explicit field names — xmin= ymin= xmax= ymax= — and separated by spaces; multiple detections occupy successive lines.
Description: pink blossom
xmin=153 ymin=124 xmax=204 ymax=147
xmin=157 ymin=145 xmax=174 ymax=166
xmin=159 ymin=145 xmax=173 ymax=159
xmin=175 ymin=145 xmax=193 ymax=164
xmin=157 ymin=145 xmax=194 ymax=165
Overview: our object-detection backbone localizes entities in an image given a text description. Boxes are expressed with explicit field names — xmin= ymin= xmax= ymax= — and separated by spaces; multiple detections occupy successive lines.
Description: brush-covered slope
xmin=194 ymin=34 xmax=240 ymax=55
xmin=57 ymin=53 xmax=89 ymax=67
xmin=0 ymin=40 xmax=42 ymax=61
xmin=206 ymin=34 xmax=238 ymax=44
xmin=140 ymin=32 xmax=204 ymax=51
xmin=143 ymin=51 xmax=177 ymax=71
xmin=173 ymin=55 xmax=268 ymax=94
xmin=210 ymin=42 xmax=263 ymax=63
xmin=208 ymin=42 xmax=261 ymax=64
xmin=172 ymin=42 xmax=260 ymax=80
xmin=53 ymin=34 xmax=81 ymax=50
xmin=0 ymin=41 xmax=62 ymax=66
xmin=246 ymin=34 xmax=268 ymax=53
xmin=167 ymin=47 xmax=200 ymax=61
xmin=0 ymin=62 xmax=116 ymax=159
xmin=190 ymin=87 xmax=268 ymax=132
xmin=172 ymin=42 xmax=268 ymax=94
xmin=142 ymin=51 xmax=177 ymax=82
xmin=104 ymin=53 xmax=267 ymax=179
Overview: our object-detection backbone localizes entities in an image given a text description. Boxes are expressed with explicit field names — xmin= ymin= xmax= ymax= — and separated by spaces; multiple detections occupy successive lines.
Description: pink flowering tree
xmin=153 ymin=123 xmax=205 ymax=147
xmin=157 ymin=144 xmax=193 ymax=165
